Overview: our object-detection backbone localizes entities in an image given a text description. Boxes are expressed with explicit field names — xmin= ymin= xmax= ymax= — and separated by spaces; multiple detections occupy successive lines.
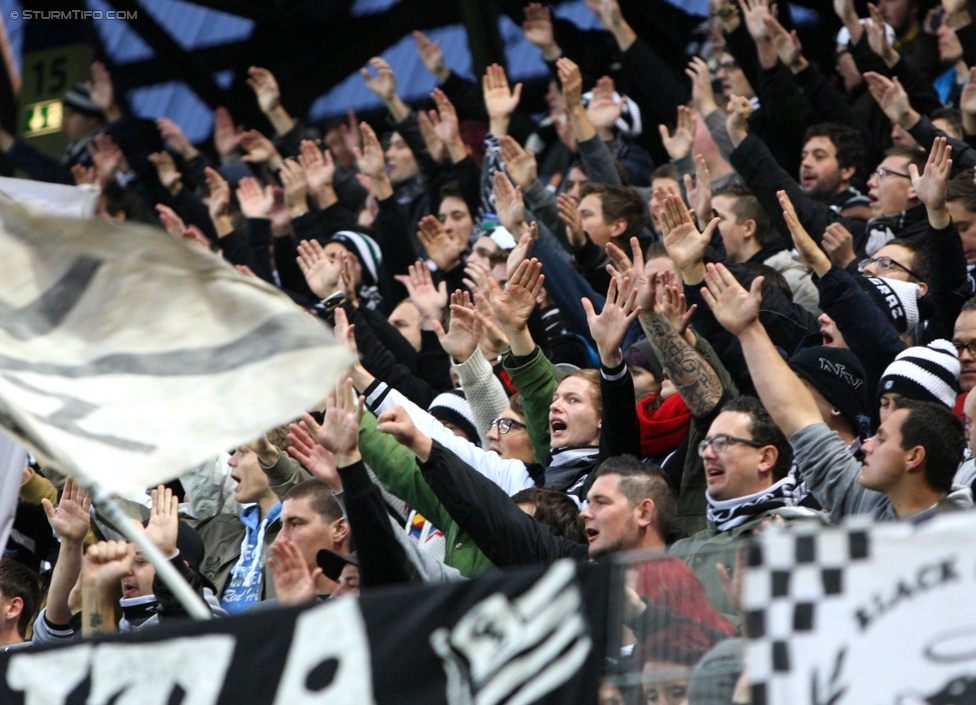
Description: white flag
xmin=0 ymin=203 xmax=352 ymax=494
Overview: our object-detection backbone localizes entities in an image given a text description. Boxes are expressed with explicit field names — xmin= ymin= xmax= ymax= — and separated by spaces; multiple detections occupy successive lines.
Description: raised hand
xmin=340 ymin=253 xmax=360 ymax=305
xmin=288 ymin=413 xmax=341 ymax=490
xmin=204 ymin=167 xmax=230 ymax=222
xmin=413 ymin=31 xmax=450 ymax=81
xmin=658 ymin=269 xmax=697 ymax=340
xmin=278 ymin=158 xmax=309 ymax=217
xmin=72 ymin=163 xmax=97 ymax=185
xmin=659 ymin=194 xmax=718 ymax=281
xmin=586 ymin=76 xmax=623 ymax=133
xmin=417 ymin=215 xmax=464 ymax=271
xmin=296 ymin=239 xmax=343 ymax=299
xmin=910 ymin=136 xmax=952 ymax=228
xmin=354 ymin=122 xmax=387 ymax=180
xmin=213 ymin=106 xmax=241 ymax=159
xmin=961 ymin=68 xmax=976 ymax=135
xmin=700 ymin=262 xmax=763 ymax=336
xmin=361 ymin=57 xmax=397 ymax=102
xmin=472 ymin=293 xmax=511 ymax=356
xmin=236 ymin=176 xmax=273 ymax=219
xmin=238 ymin=129 xmax=283 ymax=169
xmin=493 ymin=170 xmax=528 ymax=236
xmin=740 ymin=0 xmax=774 ymax=40
xmin=269 ymin=540 xmax=321 ymax=606
xmin=506 ymin=222 xmax=539 ymax=280
xmin=156 ymin=204 xmax=186 ymax=238
xmin=299 ymin=139 xmax=335 ymax=197
xmin=42 ymin=476 xmax=91 ymax=543
xmin=83 ymin=540 xmax=135 ymax=588
xmin=557 ymin=192 xmax=586 ymax=247
xmin=764 ymin=15 xmax=806 ymax=71
xmin=318 ymin=377 xmax=365 ymax=465
xmin=87 ymin=61 xmax=121 ymax=121
xmin=556 ymin=57 xmax=583 ymax=109
xmin=686 ymin=57 xmax=718 ymax=115
xmin=432 ymin=290 xmax=483 ymax=362
xmin=778 ymin=190 xmax=830 ymax=276
xmin=524 ymin=3 xmax=561 ymax=60
xmin=489 ymin=257 xmax=544 ymax=331
xmin=394 ymin=260 xmax=448 ymax=324
xmin=863 ymin=72 xmax=915 ymax=127
xmin=683 ymin=154 xmax=713 ymax=226
xmin=658 ymin=105 xmax=696 ymax=161
xmin=822 ymin=222 xmax=856 ymax=268
xmin=725 ymin=95 xmax=755 ymax=147
xmin=148 ymin=150 xmax=182 ymax=193
xmin=417 ymin=110 xmax=448 ymax=164
xmin=430 ymin=89 xmax=462 ymax=150
xmin=865 ymin=3 xmax=899 ymax=67
xmin=583 ymin=276 xmax=641 ymax=367
xmin=142 ymin=485 xmax=179 ymax=557
xmin=463 ymin=260 xmax=493 ymax=298
xmin=88 ymin=133 xmax=123 ymax=185
xmin=498 ymin=135 xmax=539 ymax=189
xmin=247 ymin=66 xmax=282 ymax=113
xmin=482 ymin=63 xmax=523 ymax=122
xmin=157 ymin=117 xmax=198 ymax=159
xmin=376 ymin=405 xmax=425 ymax=452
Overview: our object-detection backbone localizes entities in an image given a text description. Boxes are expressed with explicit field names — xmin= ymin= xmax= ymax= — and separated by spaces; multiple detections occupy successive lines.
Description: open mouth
xmin=586 ymin=528 xmax=598 ymax=543
xmin=821 ymin=329 xmax=835 ymax=345
xmin=550 ymin=419 xmax=567 ymax=434
xmin=705 ymin=465 xmax=724 ymax=483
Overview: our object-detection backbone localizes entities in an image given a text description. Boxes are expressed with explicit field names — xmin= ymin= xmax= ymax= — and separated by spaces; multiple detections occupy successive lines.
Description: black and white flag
xmin=744 ymin=512 xmax=976 ymax=705
xmin=0 ymin=204 xmax=351 ymax=496
xmin=0 ymin=560 xmax=609 ymax=705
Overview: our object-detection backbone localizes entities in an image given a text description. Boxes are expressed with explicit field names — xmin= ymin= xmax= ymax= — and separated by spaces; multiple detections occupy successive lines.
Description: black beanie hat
xmin=789 ymin=346 xmax=869 ymax=432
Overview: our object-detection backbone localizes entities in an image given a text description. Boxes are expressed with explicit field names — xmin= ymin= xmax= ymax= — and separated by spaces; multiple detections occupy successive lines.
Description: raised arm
xmin=41 ymin=477 xmax=91 ymax=627
xmin=701 ymin=263 xmax=822 ymax=436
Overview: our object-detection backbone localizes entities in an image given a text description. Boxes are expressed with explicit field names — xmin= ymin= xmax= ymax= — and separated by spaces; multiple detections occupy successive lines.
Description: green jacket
xmin=359 ymin=412 xmax=494 ymax=577
xmin=502 ymin=347 xmax=557 ymax=465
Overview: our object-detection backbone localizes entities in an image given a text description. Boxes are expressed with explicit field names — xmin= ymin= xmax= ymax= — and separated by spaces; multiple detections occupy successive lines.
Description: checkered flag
xmin=743 ymin=521 xmax=872 ymax=705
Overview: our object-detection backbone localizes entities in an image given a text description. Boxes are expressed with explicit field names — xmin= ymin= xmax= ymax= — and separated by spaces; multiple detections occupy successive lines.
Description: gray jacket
xmin=790 ymin=423 xmax=973 ymax=523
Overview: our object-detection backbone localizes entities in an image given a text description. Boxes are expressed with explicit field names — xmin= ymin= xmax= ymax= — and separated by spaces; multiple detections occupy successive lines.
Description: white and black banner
xmin=744 ymin=512 xmax=976 ymax=704
xmin=0 ymin=560 xmax=609 ymax=705
xmin=0 ymin=204 xmax=352 ymax=497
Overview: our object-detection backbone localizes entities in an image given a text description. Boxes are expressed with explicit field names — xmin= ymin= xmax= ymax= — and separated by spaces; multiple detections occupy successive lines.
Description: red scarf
xmin=637 ymin=392 xmax=692 ymax=458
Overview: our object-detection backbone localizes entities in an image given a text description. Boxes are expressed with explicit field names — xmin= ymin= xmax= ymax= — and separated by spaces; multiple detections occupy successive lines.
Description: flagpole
xmin=90 ymin=485 xmax=212 ymax=621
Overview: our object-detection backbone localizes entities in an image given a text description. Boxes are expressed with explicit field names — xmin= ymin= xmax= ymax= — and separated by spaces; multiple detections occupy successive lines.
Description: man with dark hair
xmin=0 ymin=559 xmax=42 ymax=651
xmin=712 ymin=183 xmax=819 ymax=312
xmin=272 ymin=480 xmax=351 ymax=599
xmin=668 ymin=396 xmax=819 ymax=614
xmin=800 ymin=124 xmax=871 ymax=220
xmin=511 ymin=487 xmax=587 ymax=544
xmin=577 ymin=182 xmax=648 ymax=249
xmin=953 ymin=298 xmax=976 ymax=392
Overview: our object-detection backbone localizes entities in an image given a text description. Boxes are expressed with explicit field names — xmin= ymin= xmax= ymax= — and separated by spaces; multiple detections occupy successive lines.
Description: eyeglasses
xmin=697 ymin=435 xmax=765 ymax=457
xmin=953 ymin=340 xmax=976 ymax=357
xmin=857 ymin=255 xmax=923 ymax=281
xmin=871 ymin=167 xmax=912 ymax=181
xmin=717 ymin=59 xmax=739 ymax=71
xmin=489 ymin=417 xmax=527 ymax=434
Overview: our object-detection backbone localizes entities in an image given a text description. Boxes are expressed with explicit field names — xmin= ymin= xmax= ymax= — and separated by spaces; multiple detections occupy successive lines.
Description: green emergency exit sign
xmin=22 ymin=99 xmax=64 ymax=136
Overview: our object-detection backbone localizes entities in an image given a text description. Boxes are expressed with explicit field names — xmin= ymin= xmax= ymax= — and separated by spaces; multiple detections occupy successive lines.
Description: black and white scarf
xmin=706 ymin=468 xmax=809 ymax=532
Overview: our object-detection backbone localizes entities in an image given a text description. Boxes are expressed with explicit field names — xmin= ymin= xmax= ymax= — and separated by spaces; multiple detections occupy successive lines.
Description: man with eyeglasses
xmin=669 ymin=395 xmax=822 ymax=616
xmin=952 ymin=298 xmax=976 ymax=392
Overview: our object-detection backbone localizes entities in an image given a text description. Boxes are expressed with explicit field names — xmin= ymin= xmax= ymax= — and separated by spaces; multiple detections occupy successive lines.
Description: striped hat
xmin=855 ymin=276 xmax=921 ymax=334
xmin=329 ymin=231 xmax=382 ymax=286
xmin=62 ymin=83 xmax=103 ymax=118
xmin=428 ymin=389 xmax=480 ymax=446
xmin=878 ymin=339 xmax=960 ymax=409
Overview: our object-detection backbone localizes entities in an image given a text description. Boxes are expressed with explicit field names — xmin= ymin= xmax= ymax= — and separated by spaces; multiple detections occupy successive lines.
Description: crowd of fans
xmin=4 ymin=0 xmax=976 ymax=700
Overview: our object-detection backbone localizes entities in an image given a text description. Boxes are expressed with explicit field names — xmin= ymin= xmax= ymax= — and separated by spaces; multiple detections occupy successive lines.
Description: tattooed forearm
xmin=640 ymin=314 xmax=723 ymax=416
xmin=88 ymin=611 xmax=103 ymax=628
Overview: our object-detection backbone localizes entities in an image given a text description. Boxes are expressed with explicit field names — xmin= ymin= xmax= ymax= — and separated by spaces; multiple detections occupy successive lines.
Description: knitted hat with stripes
xmin=878 ymin=339 xmax=960 ymax=409
xmin=428 ymin=389 xmax=480 ymax=446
